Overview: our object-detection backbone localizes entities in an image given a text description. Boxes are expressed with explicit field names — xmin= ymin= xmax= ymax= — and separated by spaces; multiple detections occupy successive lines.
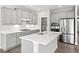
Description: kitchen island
xmin=20 ymin=32 xmax=61 ymax=53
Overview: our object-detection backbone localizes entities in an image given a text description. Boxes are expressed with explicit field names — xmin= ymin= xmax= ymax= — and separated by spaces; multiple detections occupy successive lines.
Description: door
xmin=65 ymin=19 xmax=74 ymax=34
xmin=60 ymin=20 xmax=65 ymax=33
xmin=62 ymin=34 xmax=74 ymax=44
xmin=41 ymin=17 xmax=47 ymax=32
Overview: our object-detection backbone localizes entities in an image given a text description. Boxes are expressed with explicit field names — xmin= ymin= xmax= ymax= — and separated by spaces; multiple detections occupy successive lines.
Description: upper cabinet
xmin=11 ymin=9 xmax=17 ymax=24
xmin=16 ymin=8 xmax=22 ymax=24
xmin=51 ymin=12 xmax=66 ymax=23
xmin=50 ymin=9 xmax=75 ymax=23
xmin=1 ymin=7 xmax=12 ymax=25
xmin=66 ymin=11 xmax=75 ymax=18
xmin=32 ymin=13 xmax=37 ymax=25
xmin=1 ymin=7 xmax=37 ymax=25
xmin=22 ymin=10 xmax=37 ymax=25
xmin=1 ymin=7 xmax=22 ymax=25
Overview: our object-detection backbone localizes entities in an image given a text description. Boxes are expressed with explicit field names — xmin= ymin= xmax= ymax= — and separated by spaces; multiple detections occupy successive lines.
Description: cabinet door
xmin=22 ymin=11 xmax=28 ymax=18
xmin=6 ymin=33 xmax=16 ymax=49
xmin=1 ymin=7 xmax=12 ymax=25
xmin=16 ymin=9 xmax=22 ymax=24
xmin=11 ymin=9 xmax=17 ymax=24
xmin=51 ymin=13 xmax=66 ymax=23
xmin=16 ymin=32 xmax=21 ymax=45
xmin=32 ymin=14 xmax=37 ymax=24
xmin=66 ymin=11 xmax=75 ymax=18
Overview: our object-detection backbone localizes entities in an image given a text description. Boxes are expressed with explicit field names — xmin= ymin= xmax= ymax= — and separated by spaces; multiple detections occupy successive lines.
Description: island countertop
xmin=19 ymin=32 xmax=61 ymax=45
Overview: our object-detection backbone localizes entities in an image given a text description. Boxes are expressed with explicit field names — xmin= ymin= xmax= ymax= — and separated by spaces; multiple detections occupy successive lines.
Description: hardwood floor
xmin=55 ymin=41 xmax=79 ymax=53
xmin=0 ymin=41 xmax=79 ymax=53
xmin=0 ymin=45 xmax=21 ymax=53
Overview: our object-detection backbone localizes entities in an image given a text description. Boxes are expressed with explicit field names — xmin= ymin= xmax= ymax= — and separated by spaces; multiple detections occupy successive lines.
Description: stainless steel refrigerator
xmin=60 ymin=18 xmax=75 ymax=44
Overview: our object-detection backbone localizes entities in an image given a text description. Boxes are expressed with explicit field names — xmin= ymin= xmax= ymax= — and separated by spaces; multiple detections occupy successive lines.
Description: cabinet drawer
xmin=6 ymin=33 xmax=16 ymax=42
xmin=6 ymin=33 xmax=16 ymax=38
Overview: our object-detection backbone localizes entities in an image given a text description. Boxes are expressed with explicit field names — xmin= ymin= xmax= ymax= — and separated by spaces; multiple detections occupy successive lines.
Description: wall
xmin=37 ymin=10 xmax=51 ymax=32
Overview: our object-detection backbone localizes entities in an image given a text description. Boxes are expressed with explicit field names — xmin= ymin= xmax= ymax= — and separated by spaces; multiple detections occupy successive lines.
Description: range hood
xmin=21 ymin=18 xmax=31 ymax=22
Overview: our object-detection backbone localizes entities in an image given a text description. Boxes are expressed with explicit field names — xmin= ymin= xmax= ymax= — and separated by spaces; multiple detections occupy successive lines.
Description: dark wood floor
xmin=0 ymin=41 xmax=79 ymax=53
xmin=55 ymin=42 xmax=79 ymax=53
xmin=0 ymin=45 xmax=21 ymax=53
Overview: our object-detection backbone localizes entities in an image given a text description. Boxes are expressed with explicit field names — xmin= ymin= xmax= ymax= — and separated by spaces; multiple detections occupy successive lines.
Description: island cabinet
xmin=21 ymin=38 xmax=57 ymax=53
xmin=20 ymin=32 xmax=61 ymax=53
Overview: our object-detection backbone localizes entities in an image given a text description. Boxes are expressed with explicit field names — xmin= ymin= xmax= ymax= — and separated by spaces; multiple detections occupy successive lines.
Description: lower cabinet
xmin=1 ymin=29 xmax=39 ymax=51
xmin=1 ymin=33 xmax=17 ymax=51
xmin=16 ymin=32 xmax=22 ymax=45
xmin=1 ymin=33 xmax=22 ymax=51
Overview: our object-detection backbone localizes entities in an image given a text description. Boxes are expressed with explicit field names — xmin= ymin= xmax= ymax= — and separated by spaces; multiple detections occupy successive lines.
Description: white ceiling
xmin=22 ymin=5 xmax=74 ymax=11
xmin=1 ymin=5 xmax=74 ymax=12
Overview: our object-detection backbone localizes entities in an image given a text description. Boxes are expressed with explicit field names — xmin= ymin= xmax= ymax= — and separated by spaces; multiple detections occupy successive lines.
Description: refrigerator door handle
xmin=64 ymin=27 xmax=65 ymax=33
xmin=61 ymin=27 xmax=63 ymax=33
xmin=61 ymin=27 xmax=62 ymax=32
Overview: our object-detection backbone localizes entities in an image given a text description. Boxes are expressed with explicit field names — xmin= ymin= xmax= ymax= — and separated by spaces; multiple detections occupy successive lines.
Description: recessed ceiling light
xmin=58 ymin=5 xmax=62 ymax=8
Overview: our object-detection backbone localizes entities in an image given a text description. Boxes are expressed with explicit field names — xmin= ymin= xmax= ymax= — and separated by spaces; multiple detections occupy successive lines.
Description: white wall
xmin=37 ymin=10 xmax=51 ymax=32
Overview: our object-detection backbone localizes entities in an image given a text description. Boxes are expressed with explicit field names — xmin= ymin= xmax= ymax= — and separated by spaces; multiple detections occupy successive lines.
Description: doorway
xmin=41 ymin=17 xmax=47 ymax=32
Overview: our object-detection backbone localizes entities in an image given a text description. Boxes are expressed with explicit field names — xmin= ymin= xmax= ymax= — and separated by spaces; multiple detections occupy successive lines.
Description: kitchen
xmin=0 ymin=5 xmax=79 ymax=53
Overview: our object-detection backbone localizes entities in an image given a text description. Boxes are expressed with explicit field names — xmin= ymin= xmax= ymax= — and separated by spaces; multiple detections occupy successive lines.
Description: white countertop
xmin=0 ymin=30 xmax=23 ymax=34
xmin=0 ymin=29 xmax=39 ymax=34
xmin=0 ymin=25 xmax=40 ymax=34
xmin=19 ymin=32 xmax=61 ymax=45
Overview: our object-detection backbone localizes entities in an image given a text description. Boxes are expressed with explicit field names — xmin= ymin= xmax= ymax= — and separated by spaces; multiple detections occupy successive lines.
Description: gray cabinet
xmin=11 ymin=9 xmax=17 ymax=24
xmin=32 ymin=14 xmax=37 ymax=25
xmin=51 ymin=13 xmax=66 ymax=23
xmin=1 ymin=7 xmax=12 ymax=25
xmin=1 ymin=33 xmax=17 ymax=51
xmin=66 ymin=11 xmax=75 ymax=18
xmin=16 ymin=8 xmax=22 ymax=24
xmin=22 ymin=11 xmax=37 ymax=25
xmin=16 ymin=32 xmax=22 ymax=45
xmin=1 ymin=7 xmax=37 ymax=25
xmin=51 ymin=11 xmax=74 ymax=23
xmin=1 ymin=29 xmax=39 ymax=51
xmin=1 ymin=33 xmax=21 ymax=51
xmin=1 ymin=7 xmax=22 ymax=25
